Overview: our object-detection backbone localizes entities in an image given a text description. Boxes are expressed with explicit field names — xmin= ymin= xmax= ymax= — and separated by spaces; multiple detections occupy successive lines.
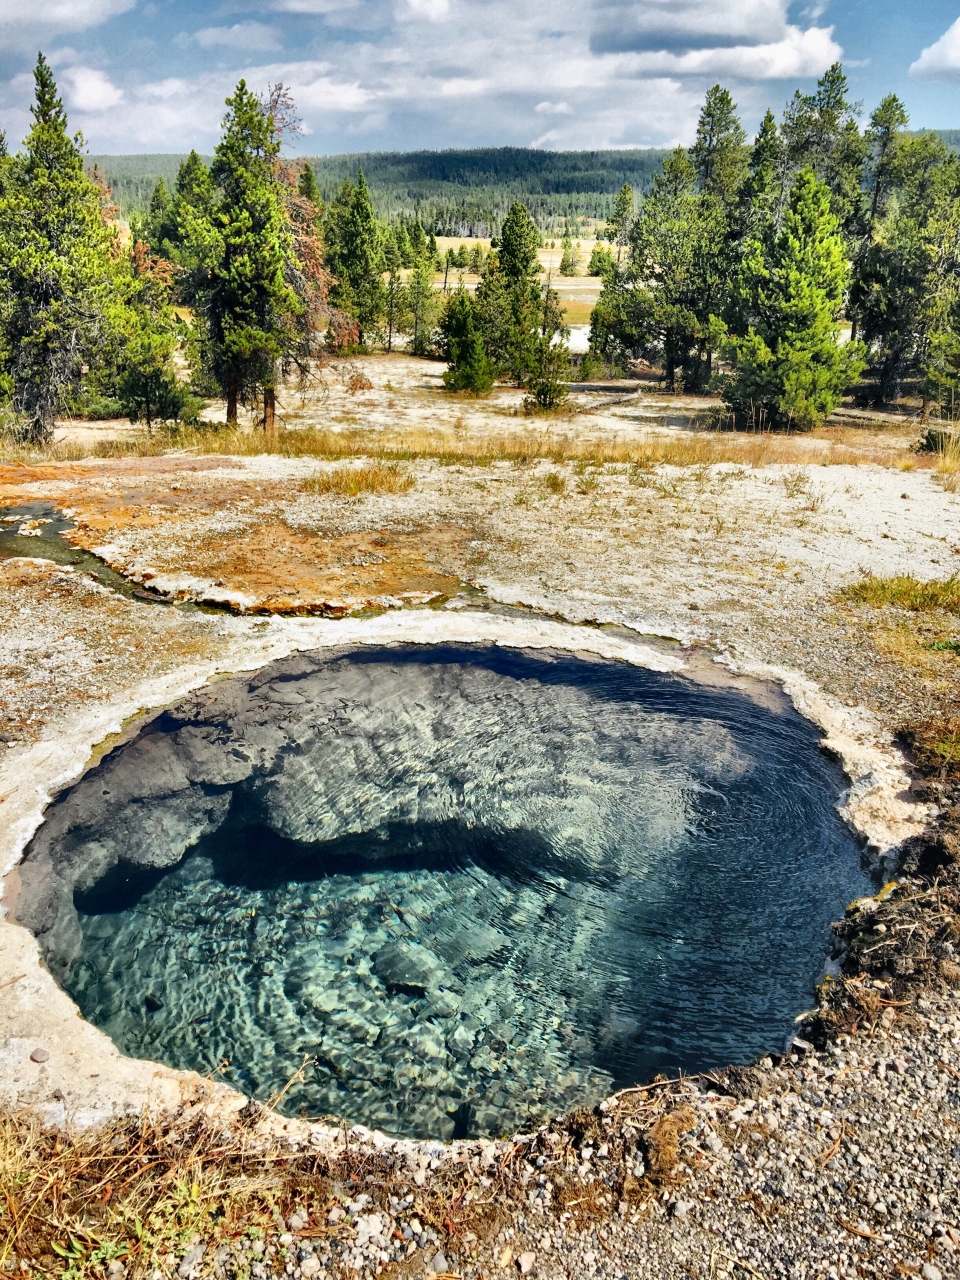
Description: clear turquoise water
xmin=61 ymin=645 xmax=872 ymax=1139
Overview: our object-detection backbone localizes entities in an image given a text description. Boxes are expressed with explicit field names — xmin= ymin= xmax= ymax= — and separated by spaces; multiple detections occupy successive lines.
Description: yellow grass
xmin=841 ymin=574 xmax=960 ymax=613
xmin=0 ymin=419 xmax=932 ymax=473
xmin=301 ymin=461 xmax=414 ymax=496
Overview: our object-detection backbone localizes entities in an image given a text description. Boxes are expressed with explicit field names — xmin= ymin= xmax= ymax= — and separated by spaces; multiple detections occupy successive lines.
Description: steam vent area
xmin=15 ymin=644 xmax=870 ymax=1140
xmin=2 ymin=429 xmax=960 ymax=1280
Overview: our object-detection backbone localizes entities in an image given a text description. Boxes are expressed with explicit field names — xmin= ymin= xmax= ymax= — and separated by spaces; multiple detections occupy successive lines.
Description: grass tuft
xmin=301 ymin=462 xmax=414 ymax=496
xmin=842 ymin=574 xmax=960 ymax=614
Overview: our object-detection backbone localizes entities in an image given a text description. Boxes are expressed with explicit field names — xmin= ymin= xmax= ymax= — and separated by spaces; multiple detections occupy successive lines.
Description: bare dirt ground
xmin=1 ymin=354 xmax=959 ymax=1280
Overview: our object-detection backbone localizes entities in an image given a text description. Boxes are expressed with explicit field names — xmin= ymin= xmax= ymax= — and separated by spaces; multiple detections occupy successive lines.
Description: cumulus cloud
xmin=591 ymin=0 xmax=790 ymax=53
xmin=909 ymin=17 xmax=960 ymax=81
xmin=0 ymin=0 xmax=134 ymax=34
xmin=190 ymin=22 xmax=283 ymax=52
xmin=61 ymin=65 xmax=123 ymax=111
xmin=617 ymin=23 xmax=841 ymax=79
xmin=406 ymin=0 xmax=450 ymax=19
xmin=56 ymin=60 xmax=372 ymax=149
xmin=0 ymin=0 xmax=847 ymax=151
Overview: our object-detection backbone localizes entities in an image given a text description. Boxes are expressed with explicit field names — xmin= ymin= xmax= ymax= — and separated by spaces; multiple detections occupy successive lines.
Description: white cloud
xmin=618 ymin=23 xmax=841 ymax=79
xmin=910 ymin=17 xmax=960 ymax=81
xmin=591 ymin=0 xmax=789 ymax=53
xmin=47 ymin=60 xmax=373 ymax=149
xmin=406 ymin=0 xmax=450 ymax=20
xmin=0 ymin=0 xmax=134 ymax=34
xmin=61 ymin=65 xmax=123 ymax=111
xmin=191 ymin=22 xmax=283 ymax=52
xmin=0 ymin=0 xmax=848 ymax=152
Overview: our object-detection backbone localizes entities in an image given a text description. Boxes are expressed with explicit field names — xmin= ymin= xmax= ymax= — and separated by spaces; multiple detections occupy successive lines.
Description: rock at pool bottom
xmin=16 ymin=643 xmax=873 ymax=1139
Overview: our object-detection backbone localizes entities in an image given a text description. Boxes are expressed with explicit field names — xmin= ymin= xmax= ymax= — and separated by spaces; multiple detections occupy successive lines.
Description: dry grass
xmin=0 ymin=417 xmax=932 ymax=474
xmin=933 ymin=432 xmax=960 ymax=492
xmin=900 ymin=717 xmax=960 ymax=773
xmin=301 ymin=462 xmax=414 ymax=496
xmin=841 ymin=574 xmax=960 ymax=614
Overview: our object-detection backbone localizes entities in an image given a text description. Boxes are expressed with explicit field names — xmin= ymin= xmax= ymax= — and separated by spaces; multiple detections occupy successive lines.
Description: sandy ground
xmin=1 ymin=355 xmax=959 ymax=1278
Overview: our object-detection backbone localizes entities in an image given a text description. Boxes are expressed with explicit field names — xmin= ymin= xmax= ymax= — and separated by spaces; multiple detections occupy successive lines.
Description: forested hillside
xmin=87 ymin=146 xmax=669 ymax=232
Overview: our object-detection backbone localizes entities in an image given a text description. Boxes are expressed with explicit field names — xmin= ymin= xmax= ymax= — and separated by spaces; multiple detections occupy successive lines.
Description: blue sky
xmin=0 ymin=1 xmax=958 ymax=155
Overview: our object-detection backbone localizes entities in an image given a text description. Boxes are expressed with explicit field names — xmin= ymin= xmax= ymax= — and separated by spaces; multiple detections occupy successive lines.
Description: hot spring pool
xmin=18 ymin=644 xmax=873 ymax=1138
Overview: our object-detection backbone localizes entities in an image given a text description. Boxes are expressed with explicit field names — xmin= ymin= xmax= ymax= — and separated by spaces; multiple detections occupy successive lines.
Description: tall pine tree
xmin=188 ymin=81 xmax=301 ymax=427
xmin=723 ymin=169 xmax=864 ymax=428
xmin=0 ymin=54 xmax=121 ymax=443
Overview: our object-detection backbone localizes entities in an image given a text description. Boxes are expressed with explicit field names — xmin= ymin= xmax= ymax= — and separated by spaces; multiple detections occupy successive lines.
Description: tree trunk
xmin=264 ymin=386 xmax=276 ymax=434
xmin=226 ymin=378 xmax=238 ymax=427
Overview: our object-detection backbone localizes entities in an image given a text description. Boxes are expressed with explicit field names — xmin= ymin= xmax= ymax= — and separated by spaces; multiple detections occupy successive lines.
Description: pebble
xmin=29 ymin=1047 xmax=49 ymax=1063
xmin=518 ymin=1251 xmax=536 ymax=1274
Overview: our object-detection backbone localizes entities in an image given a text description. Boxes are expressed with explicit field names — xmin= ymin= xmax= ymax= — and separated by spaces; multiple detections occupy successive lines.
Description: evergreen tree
xmin=405 ymin=252 xmax=440 ymax=356
xmin=587 ymin=243 xmax=616 ymax=280
xmin=0 ymin=54 xmax=122 ymax=443
xmin=559 ymin=236 xmax=580 ymax=276
xmin=781 ymin=63 xmax=867 ymax=235
xmin=187 ymin=80 xmax=301 ymax=426
xmin=497 ymin=201 xmax=541 ymax=283
xmin=740 ymin=110 xmax=787 ymax=236
xmin=383 ymin=231 xmax=406 ymax=353
xmin=691 ymin=85 xmax=748 ymax=204
xmin=324 ymin=170 xmax=385 ymax=344
xmin=298 ymin=162 xmax=322 ymax=208
xmin=607 ymin=183 xmax=634 ymax=261
xmin=723 ymin=169 xmax=864 ymax=429
xmin=395 ymin=221 xmax=413 ymax=267
xmin=592 ymin=146 xmax=727 ymax=389
xmin=116 ymin=246 xmax=196 ymax=430
xmin=145 ymin=177 xmax=174 ymax=248
xmin=850 ymin=134 xmax=956 ymax=406
xmin=440 ymin=285 xmax=495 ymax=394
xmin=146 ymin=151 xmax=214 ymax=272
xmin=409 ymin=219 xmax=427 ymax=259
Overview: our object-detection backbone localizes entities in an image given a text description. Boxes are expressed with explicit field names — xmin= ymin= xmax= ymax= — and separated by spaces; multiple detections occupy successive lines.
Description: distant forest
xmin=86 ymin=146 xmax=673 ymax=233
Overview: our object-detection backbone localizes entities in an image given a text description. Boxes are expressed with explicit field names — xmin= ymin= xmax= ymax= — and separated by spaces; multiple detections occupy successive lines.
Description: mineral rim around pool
xmin=16 ymin=644 xmax=873 ymax=1139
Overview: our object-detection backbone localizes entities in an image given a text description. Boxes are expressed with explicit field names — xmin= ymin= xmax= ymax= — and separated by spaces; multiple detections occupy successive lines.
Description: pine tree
xmin=723 ymin=169 xmax=865 ymax=428
xmin=409 ymin=219 xmax=427 ymax=259
xmin=559 ymin=236 xmax=580 ymax=276
xmin=405 ymin=252 xmax=439 ymax=356
xmin=188 ymin=80 xmax=301 ymax=426
xmin=0 ymin=54 xmax=122 ymax=443
xmin=850 ymin=134 xmax=956 ymax=407
xmin=587 ymin=243 xmax=616 ymax=280
xmin=324 ymin=170 xmax=385 ymax=344
xmin=691 ymin=85 xmax=747 ymax=204
xmin=497 ymin=201 xmax=541 ymax=283
xmin=395 ymin=222 xmax=413 ymax=267
xmin=440 ymin=285 xmax=495 ymax=394
xmin=116 ymin=246 xmax=196 ymax=430
xmin=298 ymin=162 xmax=322 ymax=208
xmin=607 ymin=183 xmax=634 ymax=261
xmin=383 ymin=231 xmax=406 ymax=354
xmin=593 ymin=146 xmax=727 ymax=390
xmin=781 ymin=63 xmax=867 ymax=235
xmin=145 ymin=177 xmax=173 ymax=247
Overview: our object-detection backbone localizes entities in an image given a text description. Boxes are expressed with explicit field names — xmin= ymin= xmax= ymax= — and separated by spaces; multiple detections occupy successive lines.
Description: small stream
xmin=0 ymin=502 xmax=199 ymax=610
